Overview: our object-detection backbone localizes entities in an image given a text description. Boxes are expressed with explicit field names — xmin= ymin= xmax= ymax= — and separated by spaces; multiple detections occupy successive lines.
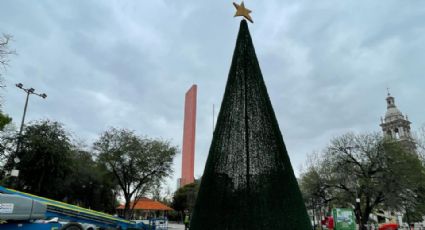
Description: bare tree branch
xmin=0 ymin=34 xmax=16 ymax=80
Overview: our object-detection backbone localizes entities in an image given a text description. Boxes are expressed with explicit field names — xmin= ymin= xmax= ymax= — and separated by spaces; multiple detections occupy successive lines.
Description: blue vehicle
xmin=0 ymin=186 xmax=163 ymax=230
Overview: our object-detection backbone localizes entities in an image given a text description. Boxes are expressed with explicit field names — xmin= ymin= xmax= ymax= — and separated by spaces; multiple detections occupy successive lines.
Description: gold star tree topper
xmin=233 ymin=1 xmax=253 ymax=23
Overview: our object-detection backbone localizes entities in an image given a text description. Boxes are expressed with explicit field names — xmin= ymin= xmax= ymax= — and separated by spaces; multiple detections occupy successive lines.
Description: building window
xmin=395 ymin=128 xmax=400 ymax=139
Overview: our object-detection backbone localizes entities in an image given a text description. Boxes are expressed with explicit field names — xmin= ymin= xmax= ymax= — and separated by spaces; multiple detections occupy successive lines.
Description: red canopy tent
xmin=116 ymin=198 xmax=173 ymax=219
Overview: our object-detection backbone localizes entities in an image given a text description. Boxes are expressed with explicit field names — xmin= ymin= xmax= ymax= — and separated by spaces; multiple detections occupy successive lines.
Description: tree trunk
xmin=355 ymin=202 xmax=363 ymax=230
xmin=360 ymin=205 xmax=372 ymax=230
xmin=406 ymin=211 xmax=410 ymax=230
xmin=124 ymin=195 xmax=132 ymax=220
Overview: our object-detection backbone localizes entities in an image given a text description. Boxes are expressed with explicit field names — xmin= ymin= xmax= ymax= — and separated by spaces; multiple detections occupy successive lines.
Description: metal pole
xmin=14 ymin=90 xmax=31 ymax=156
xmin=12 ymin=83 xmax=47 ymax=170
xmin=17 ymin=92 xmax=30 ymax=141
xmin=312 ymin=198 xmax=316 ymax=229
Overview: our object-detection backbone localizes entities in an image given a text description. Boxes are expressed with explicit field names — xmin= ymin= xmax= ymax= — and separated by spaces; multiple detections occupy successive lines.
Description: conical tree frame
xmin=190 ymin=20 xmax=311 ymax=230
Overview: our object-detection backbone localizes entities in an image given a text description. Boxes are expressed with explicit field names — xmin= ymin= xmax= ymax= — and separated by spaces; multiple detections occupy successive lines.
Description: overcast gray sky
xmin=1 ymin=1 xmax=425 ymax=190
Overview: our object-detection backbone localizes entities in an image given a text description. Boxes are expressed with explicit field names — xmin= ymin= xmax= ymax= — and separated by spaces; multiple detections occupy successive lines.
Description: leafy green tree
xmin=417 ymin=124 xmax=425 ymax=164
xmin=402 ymin=186 xmax=425 ymax=224
xmin=172 ymin=182 xmax=199 ymax=223
xmin=300 ymin=153 xmax=335 ymax=208
xmin=5 ymin=120 xmax=74 ymax=199
xmin=0 ymin=120 xmax=119 ymax=212
xmin=0 ymin=123 xmax=17 ymax=181
xmin=172 ymin=182 xmax=200 ymax=213
xmin=94 ymin=128 xmax=178 ymax=219
xmin=64 ymin=150 xmax=119 ymax=213
xmin=299 ymin=153 xmax=336 ymax=226
xmin=300 ymin=132 xmax=425 ymax=230
xmin=0 ymin=113 xmax=11 ymax=131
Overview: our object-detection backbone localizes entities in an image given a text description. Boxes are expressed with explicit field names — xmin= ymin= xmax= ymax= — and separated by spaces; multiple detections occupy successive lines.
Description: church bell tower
xmin=380 ymin=92 xmax=416 ymax=151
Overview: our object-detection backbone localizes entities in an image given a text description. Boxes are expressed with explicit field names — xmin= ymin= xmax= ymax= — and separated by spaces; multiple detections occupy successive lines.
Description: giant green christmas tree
xmin=189 ymin=18 xmax=312 ymax=230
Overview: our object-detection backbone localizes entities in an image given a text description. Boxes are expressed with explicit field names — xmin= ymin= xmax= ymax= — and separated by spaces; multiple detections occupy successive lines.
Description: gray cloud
xmin=1 ymin=0 xmax=425 ymax=189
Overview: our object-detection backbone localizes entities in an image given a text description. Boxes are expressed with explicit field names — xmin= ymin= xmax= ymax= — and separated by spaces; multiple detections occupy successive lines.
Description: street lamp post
xmin=355 ymin=197 xmax=362 ymax=228
xmin=12 ymin=83 xmax=47 ymax=176
xmin=15 ymin=83 xmax=47 ymax=141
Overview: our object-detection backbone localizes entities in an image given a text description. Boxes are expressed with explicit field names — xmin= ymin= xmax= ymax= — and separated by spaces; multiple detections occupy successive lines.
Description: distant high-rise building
xmin=180 ymin=85 xmax=197 ymax=188
xmin=380 ymin=92 xmax=416 ymax=151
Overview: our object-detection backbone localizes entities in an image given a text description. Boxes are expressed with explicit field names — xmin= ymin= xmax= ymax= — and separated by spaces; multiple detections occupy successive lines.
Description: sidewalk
xmin=168 ymin=223 xmax=185 ymax=230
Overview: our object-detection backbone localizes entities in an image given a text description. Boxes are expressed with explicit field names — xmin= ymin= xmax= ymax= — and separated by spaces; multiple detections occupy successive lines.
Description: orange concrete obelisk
xmin=180 ymin=84 xmax=197 ymax=187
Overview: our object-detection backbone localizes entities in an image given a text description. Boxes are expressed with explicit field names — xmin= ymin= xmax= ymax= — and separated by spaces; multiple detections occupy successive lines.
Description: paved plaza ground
xmin=167 ymin=222 xmax=185 ymax=230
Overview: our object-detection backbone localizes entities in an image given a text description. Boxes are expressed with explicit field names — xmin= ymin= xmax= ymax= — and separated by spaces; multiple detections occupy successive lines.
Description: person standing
xmin=184 ymin=210 xmax=190 ymax=230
